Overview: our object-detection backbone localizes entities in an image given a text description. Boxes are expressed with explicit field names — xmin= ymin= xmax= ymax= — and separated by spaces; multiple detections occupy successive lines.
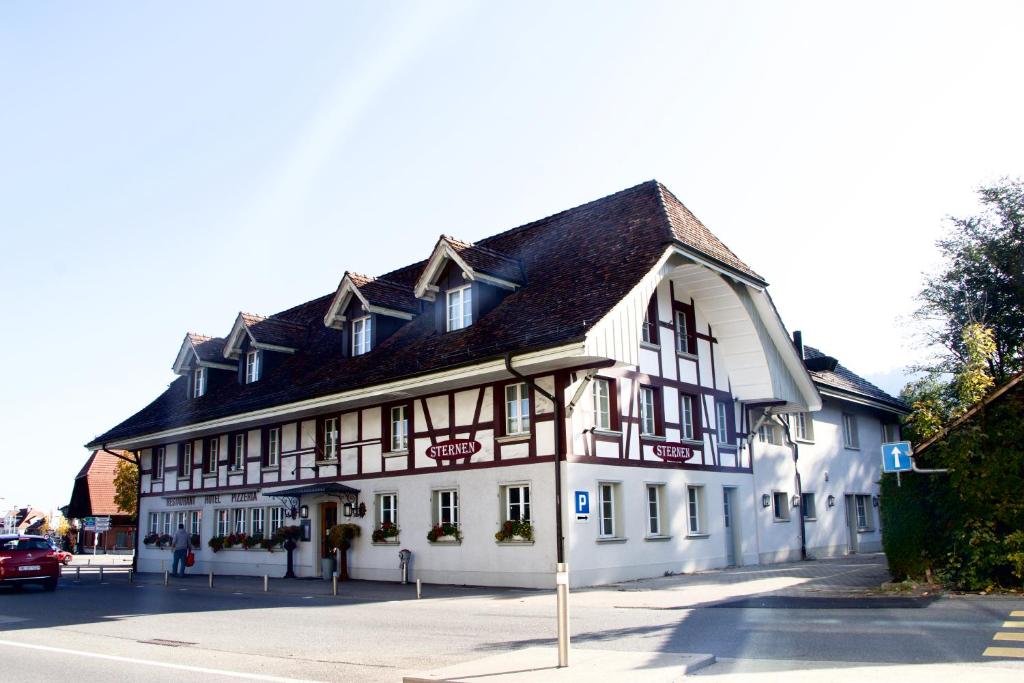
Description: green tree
xmin=113 ymin=457 xmax=139 ymax=520
xmin=915 ymin=178 xmax=1024 ymax=384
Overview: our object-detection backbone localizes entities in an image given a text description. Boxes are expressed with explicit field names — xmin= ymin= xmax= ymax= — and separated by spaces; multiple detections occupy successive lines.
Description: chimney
xmin=793 ymin=330 xmax=804 ymax=360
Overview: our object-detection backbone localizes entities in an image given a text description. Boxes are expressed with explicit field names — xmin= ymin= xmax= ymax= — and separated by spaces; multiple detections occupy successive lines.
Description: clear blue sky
xmin=2 ymin=1 xmax=1022 ymax=514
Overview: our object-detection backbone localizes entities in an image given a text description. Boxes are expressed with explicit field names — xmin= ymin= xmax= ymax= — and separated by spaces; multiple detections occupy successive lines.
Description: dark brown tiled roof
xmin=349 ymin=273 xmax=419 ymax=314
xmin=89 ymin=180 xmax=758 ymax=446
xmin=187 ymin=334 xmax=227 ymax=363
xmin=804 ymin=345 xmax=908 ymax=413
xmin=442 ymin=236 xmax=525 ymax=284
xmin=242 ymin=314 xmax=307 ymax=350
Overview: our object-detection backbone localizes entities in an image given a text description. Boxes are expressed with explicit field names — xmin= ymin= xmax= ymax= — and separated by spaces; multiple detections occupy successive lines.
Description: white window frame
xmin=245 ymin=349 xmax=261 ymax=384
xmin=842 ymin=413 xmax=860 ymax=449
xmin=205 ymin=438 xmax=218 ymax=475
xmin=148 ymin=512 xmax=158 ymax=535
xmin=802 ymin=492 xmax=817 ymax=521
xmin=646 ymin=484 xmax=666 ymax=537
xmin=180 ymin=443 xmax=193 ymax=479
xmin=189 ymin=510 xmax=201 ymax=536
xmin=505 ymin=382 xmax=530 ymax=435
xmin=593 ymin=378 xmax=611 ymax=431
xmin=598 ymin=483 xmax=618 ymax=538
xmin=232 ymin=434 xmax=244 ymax=471
xmin=161 ymin=512 xmax=172 ymax=536
xmin=716 ymin=401 xmax=729 ymax=444
xmin=641 ymin=305 xmax=656 ymax=345
xmin=152 ymin=447 xmax=165 ymax=480
xmin=503 ymin=484 xmax=531 ymax=523
xmin=266 ymin=427 xmax=281 ymax=467
xmin=881 ymin=422 xmax=900 ymax=443
xmin=250 ymin=507 xmax=265 ymax=537
xmin=352 ymin=316 xmax=372 ymax=356
xmin=773 ymin=491 xmax=790 ymax=522
xmin=674 ymin=310 xmax=690 ymax=355
xmin=446 ymin=285 xmax=473 ymax=331
xmin=687 ymin=485 xmax=706 ymax=535
xmin=193 ymin=366 xmax=207 ymax=398
xmin=793 ymin=412 xmax=814 ymax=442
xmin=269 ymin=507 xmax=285 ymax=535
xmin=377 ymin=493 xmax=398 ymax=527
xmin=855 ymin=494 xmax=873 ymax=530
xmin=216 ymin=509 xmax=230 ymax=536
xmin=434 ymin=489 xmax=459 ymax=526
xmin=389 ymin=405 xmax=408 ymax=452
xmin=323 ymin=417 xmax=339 ymax=460
xmin=639 ymin=386 xmax=656 ymax=436
xmin=232 ymin=508 xmax=247 ymax=535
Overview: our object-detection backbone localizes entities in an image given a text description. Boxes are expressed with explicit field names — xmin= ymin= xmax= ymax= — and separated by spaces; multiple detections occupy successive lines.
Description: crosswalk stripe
xmin=983 ymin=647 xmax=1024 ymax=658
xmin=994 ymin=632 xmax=1024 ymax=642
xmin=1002 ymin=621 xmax=1024 ymax=628
xmin=1012 ymin=611 xmax=1024 ymax=617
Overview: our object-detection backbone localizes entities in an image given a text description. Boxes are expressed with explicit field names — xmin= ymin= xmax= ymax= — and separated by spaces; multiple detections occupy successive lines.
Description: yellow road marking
xmin=983 ymin=647 xmax=1024 ymax=658
xmin=1012 ymin=611 xmax=1024 ymax=617
xmin=1002 ymin=621 xmax=1024 ymax=628
xmin=994 ymin=632 xmax=1024 ymax=642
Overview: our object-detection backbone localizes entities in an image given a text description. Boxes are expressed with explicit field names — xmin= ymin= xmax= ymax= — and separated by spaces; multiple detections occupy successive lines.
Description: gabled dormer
xmin=323 ymin=272 xmax=418 ymax=356
xmin=172 ymin=333 xmax=237 ymax=399
xmin=223 ymin=312 xmax=305 ymax=384
xmin=413 ymin=236 xmax=524 ymax=333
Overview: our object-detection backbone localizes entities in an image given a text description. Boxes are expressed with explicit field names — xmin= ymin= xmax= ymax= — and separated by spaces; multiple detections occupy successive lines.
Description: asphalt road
xmin=0 ymin=575 xmax=1021 ymax=682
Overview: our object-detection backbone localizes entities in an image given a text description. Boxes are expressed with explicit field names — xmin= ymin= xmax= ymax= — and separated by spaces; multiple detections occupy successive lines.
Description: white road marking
xmin=0 ymin=638 xmax=320 ymax=682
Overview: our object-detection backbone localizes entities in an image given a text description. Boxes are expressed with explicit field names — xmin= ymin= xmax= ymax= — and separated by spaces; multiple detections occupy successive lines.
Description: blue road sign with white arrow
xmin=881 ymin=441 xmax=913 ymax=473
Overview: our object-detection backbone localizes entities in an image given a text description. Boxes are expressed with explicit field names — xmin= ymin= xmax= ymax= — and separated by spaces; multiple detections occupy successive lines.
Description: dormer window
xmin=352 ymin=317 xmax=372 ymax=356
xmin=192 ymin=367 xmax=207 ymax=398
xmin=245 ymin=350 xmax=261 ymax=384
xmin=446 ymin=285 xmax=472 ymax=331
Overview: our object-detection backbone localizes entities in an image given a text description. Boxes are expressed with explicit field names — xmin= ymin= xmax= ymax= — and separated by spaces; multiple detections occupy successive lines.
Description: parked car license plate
xmin=18 ymin=565 xmax=41 ymax=571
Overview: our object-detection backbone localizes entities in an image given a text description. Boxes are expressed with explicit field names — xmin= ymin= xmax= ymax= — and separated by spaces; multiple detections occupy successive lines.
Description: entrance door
xmin=723 ymin=487 xmax=738 ymax=566
xmin=845 ymin=495 xmax=859 ymax=554
xmin=320 ymin=502 xmax=338 ymax=575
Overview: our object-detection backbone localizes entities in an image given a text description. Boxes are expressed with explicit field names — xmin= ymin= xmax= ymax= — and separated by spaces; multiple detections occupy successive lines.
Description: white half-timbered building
xmin=88 ymin=181 xmax=906 ymax=587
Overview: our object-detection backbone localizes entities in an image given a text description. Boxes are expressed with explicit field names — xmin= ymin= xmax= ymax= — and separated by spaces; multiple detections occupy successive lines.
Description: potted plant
xmin=243 ymin=534 xmax=262 ymax=550
xmin=190 ymin=533 xmax=201 ymax=549
xmin=328 ymin=523 xmax=361 ymax=581
xmin=207 ymin=536 xmax=225 ymax=553
xmin=372 ymin=521 xmax=399 ymax=544
xmin=427 ymin=522 xmax=462 ymax=543
xmin=143 ymin=533 xmax=159 ymax=547
xmin=494 ymin=520 xmax=533 ymax=542
xmin=158 ymin=533 xmax=173 ymax=548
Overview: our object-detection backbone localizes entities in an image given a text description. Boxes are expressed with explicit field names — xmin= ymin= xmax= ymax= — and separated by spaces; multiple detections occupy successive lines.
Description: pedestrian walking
xmin=171 ymin=524 xmax=190 ymax=577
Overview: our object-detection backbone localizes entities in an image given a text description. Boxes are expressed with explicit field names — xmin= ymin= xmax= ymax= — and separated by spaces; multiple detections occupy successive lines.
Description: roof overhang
xmin=817 ymin=386 xmax=910 ymax=416
xmin=413 ymin=239 xmax=520 ymax=301
xmin=172 ymin=335 xmax=236 ymax=375
xmin=223 ymin=313 xmax=296 ymax=359
xmin=324 ymin=275 xmax=418 ymax=329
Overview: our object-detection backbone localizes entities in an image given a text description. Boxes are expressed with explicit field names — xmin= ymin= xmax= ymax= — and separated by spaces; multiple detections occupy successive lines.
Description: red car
xmin=47 ymin=540 xmax=73 ymax=566
xmin=0 ymin=535 xmax=60 ymax=591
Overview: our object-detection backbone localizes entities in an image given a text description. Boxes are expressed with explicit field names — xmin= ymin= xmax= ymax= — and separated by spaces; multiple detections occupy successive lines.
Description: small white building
xmin=88 ymin=181 xmax=906 ymax=587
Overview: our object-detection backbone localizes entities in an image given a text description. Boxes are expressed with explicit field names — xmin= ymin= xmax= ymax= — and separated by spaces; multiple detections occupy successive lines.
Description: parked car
xmin=0 ymin=535 xmax=60 ymax=591
xmin=47 ymin=540 xmax=73 ymax=565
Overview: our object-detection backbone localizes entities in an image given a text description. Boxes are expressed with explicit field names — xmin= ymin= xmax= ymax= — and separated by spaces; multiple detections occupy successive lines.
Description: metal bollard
xmin=129 ymin=569 xmax=133 ymax=583
xmin=416 ymin=578 xmax=421 ymax=599
xmin=99 ymin=567 xmax=104 ymax=582
xmin=163 ymin=570 xmax=168 ymax=586
xmin=332 ymin=575 xmax=338 ymax=596
xmin=264 ymin=575 xmax=269 ymax=592
xmin=208 ymin=570 xmax=213 ymax=588
xmin=75 ymin=567 xmax=81 ymax=583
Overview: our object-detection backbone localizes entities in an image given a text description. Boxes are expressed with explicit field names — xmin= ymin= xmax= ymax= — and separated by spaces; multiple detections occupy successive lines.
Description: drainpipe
xmin=773 ymin=418 xmax=807 ymax=561
xmin=101 ymin=445 xmax=141 ymax=570
xmin=504 ymin=353 xmax=568 ymax=668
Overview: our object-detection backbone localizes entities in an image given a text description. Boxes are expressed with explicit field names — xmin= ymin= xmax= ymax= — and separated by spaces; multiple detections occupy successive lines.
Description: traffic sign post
xmin=881 ymin=441 xmax=913 ymax=473
xmin=574 ymin=490 xmax=590 ymax=523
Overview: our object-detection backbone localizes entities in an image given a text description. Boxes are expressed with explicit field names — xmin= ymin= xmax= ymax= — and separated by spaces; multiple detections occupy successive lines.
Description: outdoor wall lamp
xmin=827 ymin=495 xmax=836 ymax=508
xmin=791 ymin=494 xmax=800 ymax=508
xmin=299 ymin=505 xmax=309 ymax=519
xmin=343 ymin=501 xmax=366 ymax=518
xmin=872 ymin=496 xmax=880 ymax=508
xmin=761 ymin=494 xmax=771 ymax=508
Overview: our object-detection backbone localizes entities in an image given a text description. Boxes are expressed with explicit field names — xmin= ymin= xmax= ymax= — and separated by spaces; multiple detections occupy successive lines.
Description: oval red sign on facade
xmin=652 ymin=443 xmax=694 ymax=463
xmin=426 ymin=439 xmax=482 ymax=461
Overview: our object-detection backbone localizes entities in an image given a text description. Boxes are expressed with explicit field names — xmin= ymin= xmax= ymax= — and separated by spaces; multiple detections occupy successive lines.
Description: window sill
xmin=228 ymin=467 xmax=244 ymax=474
xmin=844 ymin=446 xmax=861 ymax=451
xmin=592 ymin=429 xmax=623 ymax=438
xmin=639 ymin=341 xmax=661 ymax=351
xmin=644 ymin=535 xmax=672 ymax=542
xmin=803 ymin=517 xmax=817 ymax=522
xmin=372 ymin=540 xmax=400 ymax=546
xmin=428 ymin=538 xmax=462 ymax=546
xmin=595 ymin=537 xmax=627 ymax=544
xmin=641 ymin=434 xmax=666 ymax=442
xmin=495 ymin=434 xmax=530 ymax=444
xmin=772 ymin=518 xmax=791 ymax=524
xmin=675 ymin=351 xmax=698 ymax=361
xmin=686 ymin=533 xmax=710 ymax=539
xmin=177 ymin=477 xmax=190 ymax=482
xmin=382 ymin=450 xmax=408 ymax=459
xmin=857 ymin=528 xmax=875 ymax=534
xmin=203 ymin=472 xmax=217 ymax=478
xmin=261 ymin=466 xmax=279 ymax=472
xmin=495 ymin=539 xmax=534 ymax=546
xmin=315 ymin=459 xmax=339 ymax=466
xmin=679 ymin=438 xmax=704 ymax=447
xmin=795 ymin=438 xmax=815 ymax=445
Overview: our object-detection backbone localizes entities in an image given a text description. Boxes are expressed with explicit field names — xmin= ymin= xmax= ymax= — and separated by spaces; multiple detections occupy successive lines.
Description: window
xmin=193 ymin=367 xmax=207 ymax=398
xmin=641 ymin=296 xmax=658 ymax=345
xmin=716 ymin=402 xmax=729 ymax=444
xmin=593 ymin=378 xmax=611 ymax=431
xmin=269 ymin=507 xmax=285 ymax=535
xmin=251 ymin=508 xmax=265 ymax=537
xmin=773 ymin=491 xmax=790 ymax=522
xmin=503 ymin=484 xmax=530 ymax=522
xmin=232 ymin=508 xmax=246 ymax=534
xmin=161 ymin=512 xmax=172 ymax=536
xmin=189 ymin=510 xmax=201 ymax=536
xmin=680 ymin=394 xmax=695 ymax=440
xmin=881 ymin=422 xmax=900 ymax=443
xmin=205 ymin=438 xmax=218 ymax=475
xmin=674 ymin=310 xmax=692 ymax=354
xmin=446 ymin=285 xmax=472 ymax=331
xmin=390 ymin=406 xmax=408 ymax=452
xmin=352 ymin=317 xmax=372 ymax=356
xmin=265 ymin=427 xmax=281 ymax=467
xmin=855 ymin=494 xmax=873 ymax=530
xmin=646 ymin=484 xmax=666 ymax=536
xmin=232 ymin=434 xmax=244 ymax=471
xmin=377 ymin=493 xmax=398 ymax=526
xmin=245 ymin=349 xmax=261 ymax=384
xmin=434 ymin=489 xmax=459 ymax=526
xmin=148 ymin=512 xmax=158 ymax=535
xmin=323 ymin=417 xmax=340 ymax=460
xmin=175 ymin=511 xmax=187 ymax=531
xmin=179 ymin=443 xmax=193 ymax=479
xmin=216 ymin=509 xmax=230 ymax=536
xmin=152 ymin=447 xmax=165 ymax=480
xmin=505 ymin=382 xmax=530 ymax=435
xmin=687 ymin=485 xmax=706 ymax=534
xmin=802 ymin=492 xmax=816 ymax=520
xmin=639 ymin=386 xmax=657 ymax=436
xmin=758 ymin=423 xmax=782 ymax=445
xmin=598 ymin=483 xmax=620 ymax=538
xmin=793 ymin=412 xmax=814 ymax=442
xmin=842 ymin=413 xmax=859 ymax=449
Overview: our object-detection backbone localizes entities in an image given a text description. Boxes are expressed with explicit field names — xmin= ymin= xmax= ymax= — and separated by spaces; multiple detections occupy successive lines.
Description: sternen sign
xmin=652 ymin=443 xmax=694 ymax=463
xmin=426 ymin=439 xmax=482 ymax=461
